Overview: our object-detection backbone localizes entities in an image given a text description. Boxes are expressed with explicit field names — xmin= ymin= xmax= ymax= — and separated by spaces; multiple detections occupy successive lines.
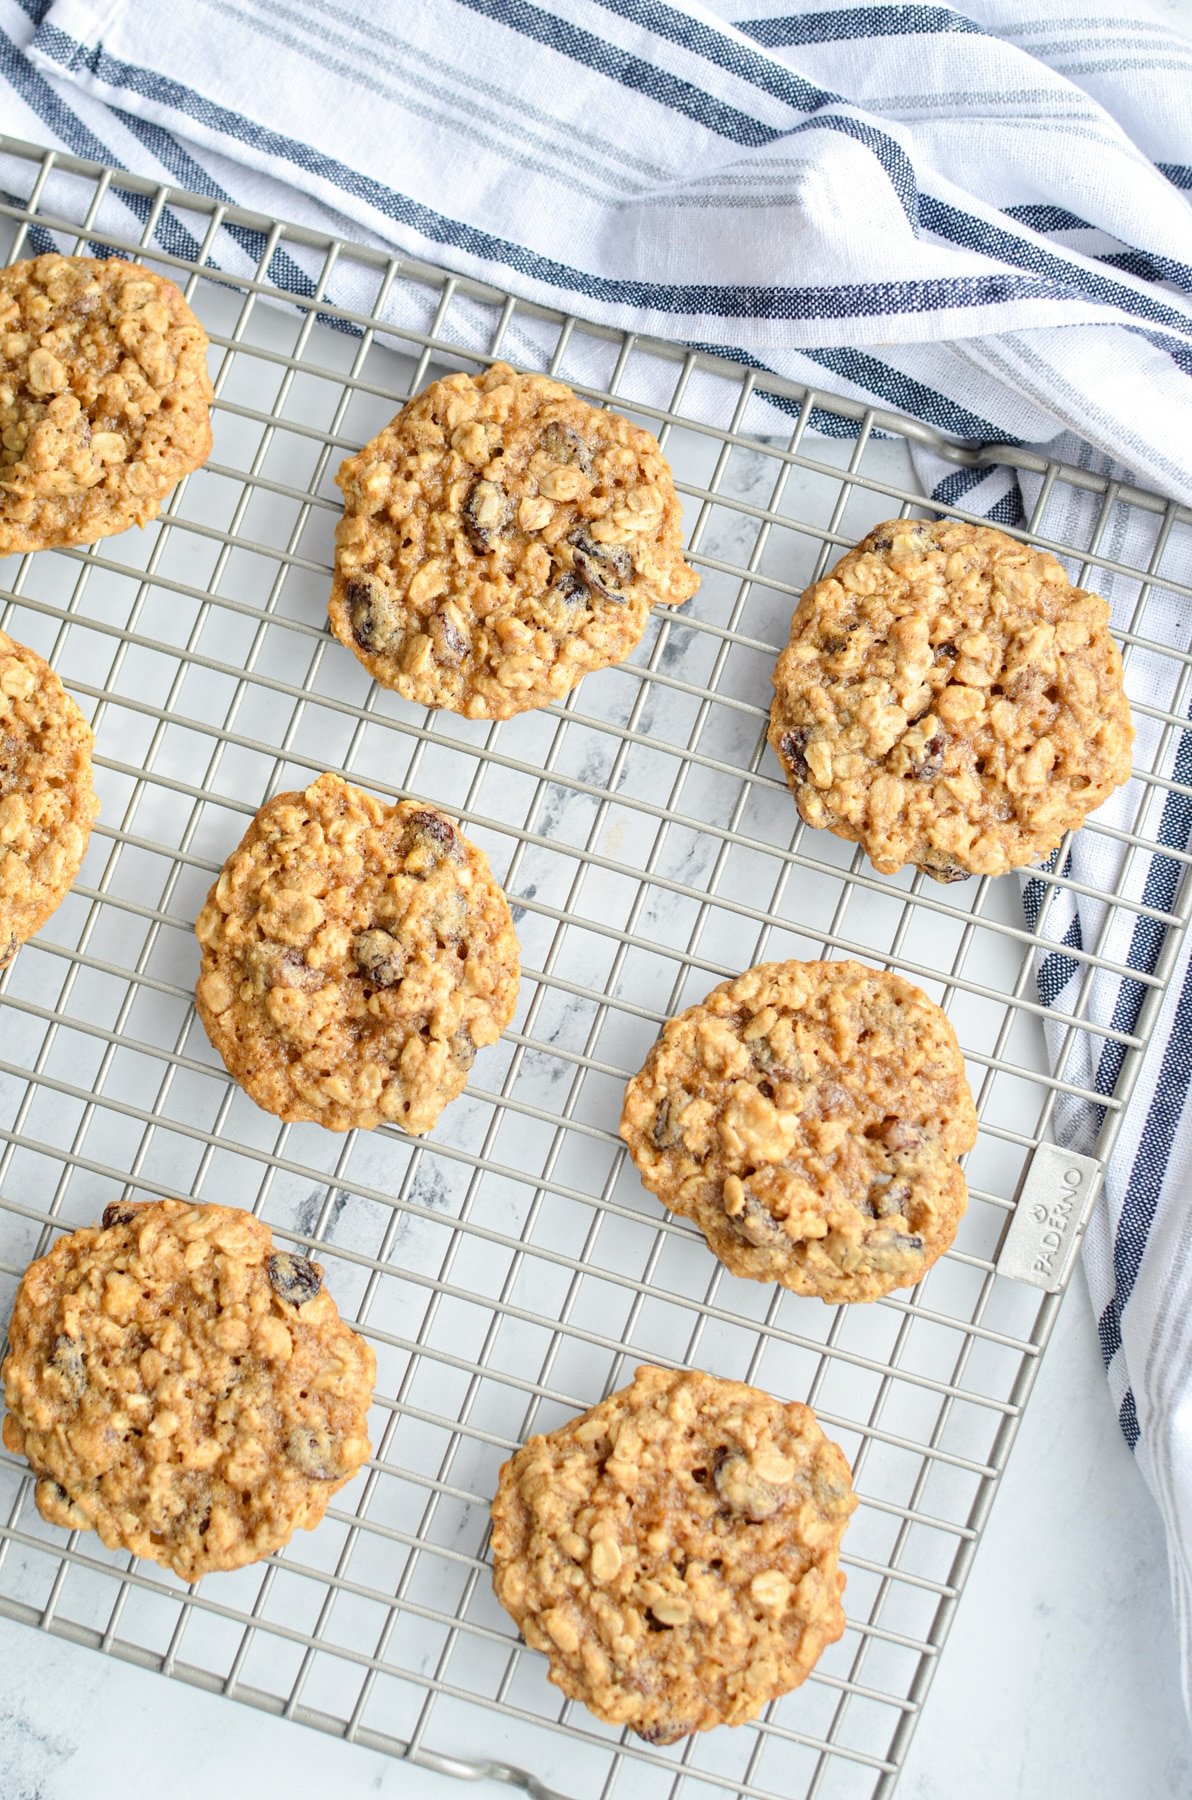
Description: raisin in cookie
xmin=329 ymin=361 xmax=699 ymax=718
xmin=1 ymin=1199 xmax=375 ymax=1580
xmin=0 ymin=629 xmax=98 ymax=966
xmin=491 ymin=1364 xmax=856 ymax=1741
xmin=768 ymin=518 xmax=1133 ymax=881
xmin=0 ymin=254 xmax=213 ymax=555
xmin=621 ymin=959 xmax=977 ymax=1305
xmin=195 ymin=772 xmax=519 ymax=1134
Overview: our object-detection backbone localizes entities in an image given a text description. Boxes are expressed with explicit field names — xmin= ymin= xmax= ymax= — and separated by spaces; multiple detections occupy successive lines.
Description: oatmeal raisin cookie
xmin=195 ymin=773 xmax=519 ymax=1133
xmin=768 ymin=518 xmax=1133 ymax=880
xmin=491 ymin=1364 xmax=856 ymax=1741
xmin=621 ymin=959 xmax=977 ymax=1304
xmin=0 ymin=254 xmax=212 ymax=554
xmin=330 ymin=362 xmax=698 ymax=718
xmin=1 ymin=1199 xmax=375 ymax=1579
xmin=0 ymin=628 xmax=98 ymax=966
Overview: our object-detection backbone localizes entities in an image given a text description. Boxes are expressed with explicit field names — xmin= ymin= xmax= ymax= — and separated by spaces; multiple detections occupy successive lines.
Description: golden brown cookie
xmin=0 ymin=629 xmax=98 ymax=966
xmin=490 ymin=1364 xmax=856 ymax=1741
xmin=195 ymin=772 xmax=520 ymax=1134
xmin=329 ymin=361 xmax=699 ymax=718
xmin=1 ymin=1199 xmax=375 ymax=1580
xmin=768 ymin=518 xmax=1133 ymax=881
xmin=0 ymin=253 xmax=212 ymax=555
xmin=620 ymin=959 xmax=977 ymax=1305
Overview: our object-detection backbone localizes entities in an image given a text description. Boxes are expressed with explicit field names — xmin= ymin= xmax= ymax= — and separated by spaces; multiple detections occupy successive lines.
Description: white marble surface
xmin=6 ymin=2 xmax=1192 ymax=1788
xmin=3 ymin=1259 xmax=1189 ymax=1800
xmin=2 ymin=428 xmax=1190 ymax=1797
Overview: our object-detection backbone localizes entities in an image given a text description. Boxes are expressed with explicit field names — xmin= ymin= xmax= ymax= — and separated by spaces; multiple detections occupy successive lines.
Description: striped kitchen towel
xmin=2 ymin=0 xmax=1192 ymax=1714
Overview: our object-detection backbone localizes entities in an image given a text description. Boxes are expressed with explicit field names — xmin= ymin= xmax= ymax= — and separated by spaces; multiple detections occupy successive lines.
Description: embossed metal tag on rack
xmin=997 ymin=1144 xmax=1103 ymax=1291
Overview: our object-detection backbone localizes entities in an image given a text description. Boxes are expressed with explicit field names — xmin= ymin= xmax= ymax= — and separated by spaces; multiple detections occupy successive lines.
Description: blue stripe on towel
xmin=29 ymin=26 xmax=1090 ymax=322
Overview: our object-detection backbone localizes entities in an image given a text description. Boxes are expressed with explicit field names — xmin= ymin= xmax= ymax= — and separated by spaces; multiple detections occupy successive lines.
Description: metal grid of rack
xmin=0 ymin=137 xmax=1189 ymax=1800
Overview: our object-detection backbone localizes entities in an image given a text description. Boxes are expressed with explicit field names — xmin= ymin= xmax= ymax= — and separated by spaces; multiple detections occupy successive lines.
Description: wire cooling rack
xmin=1 ymin=137 xmax=1191 ymax=1800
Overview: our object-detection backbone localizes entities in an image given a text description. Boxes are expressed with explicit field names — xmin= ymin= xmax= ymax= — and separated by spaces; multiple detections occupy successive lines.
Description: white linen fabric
xmin=2 ymin=0 xmax=1192 ymax=1715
